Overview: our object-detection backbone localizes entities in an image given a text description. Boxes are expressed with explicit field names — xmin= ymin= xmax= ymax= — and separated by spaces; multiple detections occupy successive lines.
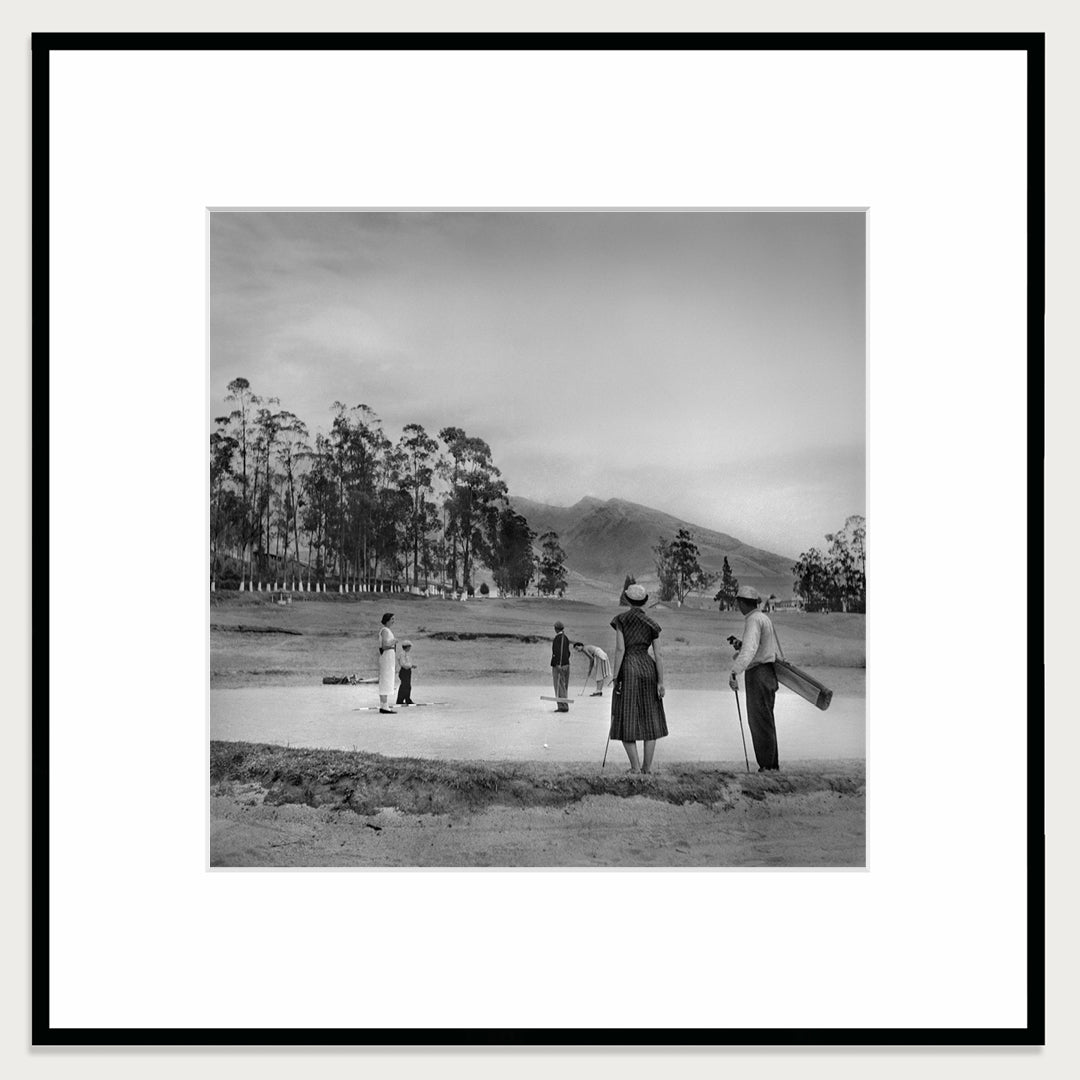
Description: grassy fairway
xmin=210 ymin=592 xmax=865 ymax=694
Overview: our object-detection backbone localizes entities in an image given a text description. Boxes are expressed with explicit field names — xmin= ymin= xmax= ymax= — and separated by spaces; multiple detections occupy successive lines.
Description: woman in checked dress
xmin=609 ymin=584 xmax=667 ymax=774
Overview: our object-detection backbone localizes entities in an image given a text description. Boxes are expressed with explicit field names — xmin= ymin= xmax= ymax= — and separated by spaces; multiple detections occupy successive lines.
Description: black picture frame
xmin=32 ymin=30 xmax=1045 ymax=1047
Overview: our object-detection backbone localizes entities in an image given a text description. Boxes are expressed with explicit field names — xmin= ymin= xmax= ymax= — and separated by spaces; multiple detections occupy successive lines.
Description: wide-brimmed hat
xmin=401 ymin=640 xmax=413 ymax=649
xmin=736 ymin=585 xmax=761 ymax=603
xmin=554 ymin=621 xmax=565 ymax=631
xmin=625 ymin=584 xmax=647 ymax=603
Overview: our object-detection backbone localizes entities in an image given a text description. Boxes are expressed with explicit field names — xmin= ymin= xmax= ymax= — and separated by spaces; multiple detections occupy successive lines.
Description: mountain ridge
xmin=509 ymin=495 xmax=796 ymax=600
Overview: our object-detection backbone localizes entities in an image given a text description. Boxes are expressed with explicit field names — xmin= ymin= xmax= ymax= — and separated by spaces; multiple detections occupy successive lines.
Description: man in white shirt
xmin=727 ymin=585 xmax=781 ymax=770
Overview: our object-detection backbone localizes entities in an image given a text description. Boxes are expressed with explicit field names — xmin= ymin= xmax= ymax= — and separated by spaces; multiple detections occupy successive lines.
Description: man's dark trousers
xmin=552 ymin=630 xmax=571 ymax=712
xmin=552 ymin=665 xmax=570 ymax=711
xmin=744 ymin=662 xmax=780 ymax=769
xmin=396 ymin=668 xmax=413 ymax=705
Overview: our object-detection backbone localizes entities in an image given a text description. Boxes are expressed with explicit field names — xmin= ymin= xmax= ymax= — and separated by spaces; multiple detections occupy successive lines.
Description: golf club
xmin=733 ymin=684 xmax=751 ymax=774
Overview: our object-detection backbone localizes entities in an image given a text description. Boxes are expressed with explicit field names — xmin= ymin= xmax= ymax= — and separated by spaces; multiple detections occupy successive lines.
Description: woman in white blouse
xmin=377 ymin=612 xmax=397 ymax=713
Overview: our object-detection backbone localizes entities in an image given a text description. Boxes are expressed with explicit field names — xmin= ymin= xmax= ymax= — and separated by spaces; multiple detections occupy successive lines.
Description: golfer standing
xmin=396 ymin=641 xmax=416 ymax=706
xmin=551 ymin=621 xmax=571 ymax=712
xmin=377 ymin=612 xmax=397 ymax=714
xmin=609 ymin=583 xmax=667 ymax=774
xmin=728 ymin=585 xmax=780 ymax=770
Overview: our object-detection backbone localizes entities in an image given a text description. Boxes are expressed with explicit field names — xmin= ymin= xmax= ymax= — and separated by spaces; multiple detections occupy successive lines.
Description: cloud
xmin=209 ymin=211 xmax=865 ymax=554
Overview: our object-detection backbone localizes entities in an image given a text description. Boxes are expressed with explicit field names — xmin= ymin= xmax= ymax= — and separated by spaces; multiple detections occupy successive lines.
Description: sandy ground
xmin=209 ymin=595 xmax=866 ymax=867
xmin=210 ymin=681 xmax=864 ymax=762
xmin=210 ymin=786 xmax=865 ymax=868
xmin=209 ymin=746 xmax=865 ymax=868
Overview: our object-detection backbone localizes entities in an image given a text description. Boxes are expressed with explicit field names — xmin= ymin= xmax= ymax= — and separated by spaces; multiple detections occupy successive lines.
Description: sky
xmin=209 ymin=211 xmax=865 ymax=557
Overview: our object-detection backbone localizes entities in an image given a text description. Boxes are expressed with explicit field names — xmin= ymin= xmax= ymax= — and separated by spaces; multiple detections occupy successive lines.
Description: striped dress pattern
xmin=609 ymin=608 xmax=668 ymax=741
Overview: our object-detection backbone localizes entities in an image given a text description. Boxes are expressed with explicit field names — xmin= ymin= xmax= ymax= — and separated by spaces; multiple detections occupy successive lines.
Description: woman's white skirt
xmin=378 ymin=648 xmax=396 ymax=696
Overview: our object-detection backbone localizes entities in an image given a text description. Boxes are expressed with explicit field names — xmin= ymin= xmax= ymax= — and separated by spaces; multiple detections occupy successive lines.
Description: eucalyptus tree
xmin=538 ymin=532 xmax=568 ymax=597
xmin=274 ymin=411 xmax=309 ymax=588
xmin=653 ymin=528 xmax=715 ymax=606
xmin=210 ymin=419 xmax=238 ymax=589
xmin=300 ymin=432 xmax=333 ymax=590
xmin=441 ymin=433 xmax=508 ymax=592
xmin=437 ymin=426 xmax=466 ymax=588
xmin=224 ymin=378 xmax=258 ymax=588
xmin=371 ymin=433 xmax=406 ymax=585
xmin=420 ymin=501 xmax=443 ymax=588
xmin=397 ymin=423 xmax=439 ymax=589
xmin=329 ymin=402 xmax=382 ymax=589
xmin=428 ymin=528 xmax=449 ymax=591
xmin=793 ymin=515 xmax=867 ymax=614
xmin=482 ymin=507 xmax=536 ymax=596
xmin=825 ymin=515 xmax=866 ymax=613
xmin=252 ymin=399 xmax=283 ymax=586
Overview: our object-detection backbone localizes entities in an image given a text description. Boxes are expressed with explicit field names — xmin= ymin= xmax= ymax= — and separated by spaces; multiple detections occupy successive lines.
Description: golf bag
xmin=772 ymin=624 xmax=833 ymax=711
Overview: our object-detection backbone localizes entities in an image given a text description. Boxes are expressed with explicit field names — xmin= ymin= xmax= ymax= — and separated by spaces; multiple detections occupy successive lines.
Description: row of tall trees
xmin=210 ymin=378 xmax=537 ymax=595
xmin=792 ymin=515 xmax=867 ymax=613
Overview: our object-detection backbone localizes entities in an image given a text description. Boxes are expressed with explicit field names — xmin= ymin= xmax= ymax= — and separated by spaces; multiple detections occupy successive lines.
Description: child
xmin=396 ymin=641 xmax=416 ymax=706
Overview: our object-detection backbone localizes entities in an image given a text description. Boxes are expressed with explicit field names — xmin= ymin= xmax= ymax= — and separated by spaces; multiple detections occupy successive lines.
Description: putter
xmin=733 ymin=684 xmax=751 ymax=774
xmin=603 ymin=675 xmax=621 ymax=767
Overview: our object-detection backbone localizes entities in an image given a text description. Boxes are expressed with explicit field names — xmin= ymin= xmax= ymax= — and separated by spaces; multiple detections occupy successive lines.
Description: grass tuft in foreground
xmin=211 ymin=740 xmax=864 ymax=817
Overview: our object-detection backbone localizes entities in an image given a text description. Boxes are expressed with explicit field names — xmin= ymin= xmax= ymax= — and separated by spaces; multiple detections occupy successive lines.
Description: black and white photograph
xmin=208 ymin=209 xmax=866 ymax=868
xmin=35 ymin=31 xmax=1044 ymax=1043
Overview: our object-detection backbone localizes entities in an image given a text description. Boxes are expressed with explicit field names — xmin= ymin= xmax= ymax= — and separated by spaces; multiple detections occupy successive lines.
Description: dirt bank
xmin=210 ymin=742 xmax=865 ymax=867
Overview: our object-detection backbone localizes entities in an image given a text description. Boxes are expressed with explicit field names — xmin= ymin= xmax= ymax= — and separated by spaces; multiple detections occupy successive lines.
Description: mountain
xmin=509 ymin=495 xmax=796 ymax=602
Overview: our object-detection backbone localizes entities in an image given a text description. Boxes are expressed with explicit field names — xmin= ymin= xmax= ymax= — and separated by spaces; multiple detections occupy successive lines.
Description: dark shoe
xmin=380 ymin=708 xmax=397 ymax=714
xmin=589 ymin=692 xmax=603 ymax=697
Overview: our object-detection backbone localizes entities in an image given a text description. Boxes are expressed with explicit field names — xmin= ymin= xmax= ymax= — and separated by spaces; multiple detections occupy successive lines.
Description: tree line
xmin=212 ymin=377 xmax=864 ymax=609
xmin=651 ymin=531 xmax=744 ymax=609
xmin=651 ymin=518 xmax=868 ymax=613
xmin=792 ymin=515 xmax=866 ymax=613
xmin=210 ymin=377 xmax=546 ymax=596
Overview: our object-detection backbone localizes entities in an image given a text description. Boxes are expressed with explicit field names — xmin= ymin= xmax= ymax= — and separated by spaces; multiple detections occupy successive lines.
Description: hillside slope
xmin=510 ymin=495 xmax=795 ymax=600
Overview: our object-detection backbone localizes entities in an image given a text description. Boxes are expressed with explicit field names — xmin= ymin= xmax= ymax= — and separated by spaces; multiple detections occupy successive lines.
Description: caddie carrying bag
xmin=772 ymin=624 xmax=833 ymax=711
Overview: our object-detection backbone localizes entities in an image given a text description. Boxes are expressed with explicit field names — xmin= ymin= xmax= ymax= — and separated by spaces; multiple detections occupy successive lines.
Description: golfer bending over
xmin=728 ymin=585 xmax=780 ymax=770
xmin=609 ymin=584 xmax=667 ymax=775
xmin=573 ymin=641 xmax=612 ymax=696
